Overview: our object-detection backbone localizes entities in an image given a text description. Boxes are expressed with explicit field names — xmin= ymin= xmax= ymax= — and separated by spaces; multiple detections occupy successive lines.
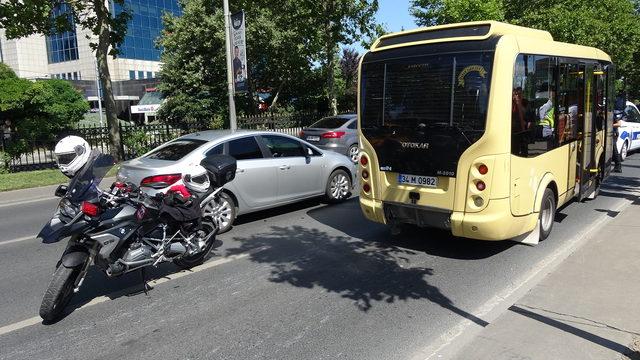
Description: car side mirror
xmin=306 ymin=147 xmax=314 ymax=157
xmin=55 ymin=184 xmax=68 ymax=197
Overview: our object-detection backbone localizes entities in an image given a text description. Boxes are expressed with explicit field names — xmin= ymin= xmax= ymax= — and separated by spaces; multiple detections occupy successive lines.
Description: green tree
xmin=156 ymin=0 xmax=227 ymax=124
xmin=0 ymin=0 xmax=132 ymax=161
xmin=411 ymin=0 xmax=505 ymax=26
xmin=0 ymin=63 xmax=17 ymax=80
xmin=0 ymin=78 xmax=88 ymax=156
xmin=301 ymin=0 xmax=381 ymax=115
xmin=338 ymin=47 xmax=360 ymax=112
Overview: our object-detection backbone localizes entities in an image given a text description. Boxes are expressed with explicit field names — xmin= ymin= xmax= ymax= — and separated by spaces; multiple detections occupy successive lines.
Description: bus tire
xmin=539 ymin=188 xmax=556 ymax=241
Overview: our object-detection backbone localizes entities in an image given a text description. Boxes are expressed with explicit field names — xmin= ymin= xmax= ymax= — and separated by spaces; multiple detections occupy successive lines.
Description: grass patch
xmin=0 ymin=165 xmax=120 ymax=192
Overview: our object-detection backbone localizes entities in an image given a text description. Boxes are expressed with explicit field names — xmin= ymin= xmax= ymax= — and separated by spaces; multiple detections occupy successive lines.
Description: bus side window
xmin=558 ymin=63 xmax=582 ymax=145
xmin=512 ymin=54 xmax=558 ymax=157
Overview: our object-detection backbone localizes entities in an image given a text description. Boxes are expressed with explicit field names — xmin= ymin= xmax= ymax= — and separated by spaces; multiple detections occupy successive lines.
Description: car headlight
xmin=59 ymin=198 xmax=78 ymax=218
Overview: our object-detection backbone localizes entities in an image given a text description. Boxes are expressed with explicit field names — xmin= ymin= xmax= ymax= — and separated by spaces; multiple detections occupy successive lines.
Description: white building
xmin=0 ymin=0 xmax=180 ymax=82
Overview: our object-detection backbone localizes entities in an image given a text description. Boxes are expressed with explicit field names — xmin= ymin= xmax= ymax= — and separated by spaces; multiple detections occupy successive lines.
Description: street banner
xmin=231 ymin=10 xmax=248 ymax=93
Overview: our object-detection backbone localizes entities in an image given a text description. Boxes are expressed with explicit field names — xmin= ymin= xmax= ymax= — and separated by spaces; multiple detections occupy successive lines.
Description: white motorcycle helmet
xmin=54 ymin=135 xmax=91 ymax=177
xmin=183 ymin=164 xmax=210 ymax=193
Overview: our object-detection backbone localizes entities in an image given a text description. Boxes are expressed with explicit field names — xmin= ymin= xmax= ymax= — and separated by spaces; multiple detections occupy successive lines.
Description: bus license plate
xmin=306 ymin=136 xmax=320 ymax=142
xmin=398 ymin=174 xmax=438 ymax=188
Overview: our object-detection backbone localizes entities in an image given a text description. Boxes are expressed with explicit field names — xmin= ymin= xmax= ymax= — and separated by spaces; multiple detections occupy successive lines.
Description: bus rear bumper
xmin=451 ymin=198 xmax=538 ymax=241
xmin=360 ymin=197 xmax=386 ymax=224
xmin=360 ymin=197 xmax=537 ymax=241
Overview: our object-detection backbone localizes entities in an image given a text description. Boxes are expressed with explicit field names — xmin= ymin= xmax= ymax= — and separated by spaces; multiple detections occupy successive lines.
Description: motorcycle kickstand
xmin=140 ymin=267 xmax=153 ymax=295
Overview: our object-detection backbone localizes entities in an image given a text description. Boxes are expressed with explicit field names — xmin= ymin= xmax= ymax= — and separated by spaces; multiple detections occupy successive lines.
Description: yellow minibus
xmin=357 ymin=21 xmax=614 ymax=244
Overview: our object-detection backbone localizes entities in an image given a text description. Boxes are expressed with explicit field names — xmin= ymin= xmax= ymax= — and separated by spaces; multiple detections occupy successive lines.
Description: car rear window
xmin=144 ymin=139 xmax=208 ymax=161
xmin=309 ymin=117 xmax=351 ymax=129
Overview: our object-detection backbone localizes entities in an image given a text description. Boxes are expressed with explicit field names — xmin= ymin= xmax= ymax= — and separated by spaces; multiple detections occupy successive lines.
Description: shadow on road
xmin=307 ymin=198 xmax=516 ymax=260
xmin=510 ymin=305 xmax=640 ymax=359
xmin=225 ymin=224 xmax=488 ymax=327
xmin=49 ymin=240 xmax=225 ymax=323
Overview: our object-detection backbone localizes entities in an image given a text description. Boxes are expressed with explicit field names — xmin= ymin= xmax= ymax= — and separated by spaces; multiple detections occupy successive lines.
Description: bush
xmin=123 ymin=130 xmax=153 ymax=158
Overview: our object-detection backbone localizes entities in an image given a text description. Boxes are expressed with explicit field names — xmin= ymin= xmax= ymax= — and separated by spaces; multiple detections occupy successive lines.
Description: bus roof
xmin=370 ymin=21 xmax=610 ymax=62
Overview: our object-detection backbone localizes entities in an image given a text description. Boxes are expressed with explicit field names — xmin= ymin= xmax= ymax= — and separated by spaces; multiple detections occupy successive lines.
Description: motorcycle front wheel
xmin=174 ymin=220 xmax=217 ymax=269
xmin=39 ymin=265 xmax=80 ymax=321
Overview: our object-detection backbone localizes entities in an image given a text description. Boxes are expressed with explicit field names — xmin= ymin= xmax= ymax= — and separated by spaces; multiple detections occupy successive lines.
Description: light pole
xmin=223 ymin=0 xmax=237 ymax=132
xmin=94 ymin=57 xmax=104 ymax=127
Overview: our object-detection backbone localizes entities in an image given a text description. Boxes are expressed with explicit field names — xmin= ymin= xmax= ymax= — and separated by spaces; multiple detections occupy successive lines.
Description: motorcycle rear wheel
xmin=174 ymin=220 xmax=217 ymax=269
xmin=39 ymin=265 xmax=80 ymax=321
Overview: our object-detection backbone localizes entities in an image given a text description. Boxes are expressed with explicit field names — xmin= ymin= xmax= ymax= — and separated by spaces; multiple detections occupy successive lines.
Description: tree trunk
xmin=94 ymin=0 xmax=122 ymax=161
xmin=324 ymin=1 xmax=337 ymax=116
xmin=326 ymin=44 xmax=337 ymax=116
xmin=270 ymin=81 xmax=285 ymax=110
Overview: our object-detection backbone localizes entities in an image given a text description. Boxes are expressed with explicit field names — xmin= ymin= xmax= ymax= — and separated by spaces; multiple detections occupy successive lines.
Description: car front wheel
xmin=325 ymin=169 xmax=351 ymax=203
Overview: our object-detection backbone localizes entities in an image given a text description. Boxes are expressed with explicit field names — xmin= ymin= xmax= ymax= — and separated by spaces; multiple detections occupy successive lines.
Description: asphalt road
xmin=0 ymin=155 xmax=639 ymax=360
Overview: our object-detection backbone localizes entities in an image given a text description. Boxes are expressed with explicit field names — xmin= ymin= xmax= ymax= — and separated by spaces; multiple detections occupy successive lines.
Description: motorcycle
xmin=37 ymin=149 xmax=237 ymax=321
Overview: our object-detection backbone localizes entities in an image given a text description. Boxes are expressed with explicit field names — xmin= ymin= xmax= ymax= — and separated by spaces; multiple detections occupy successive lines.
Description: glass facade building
xmin=45 ymin=3 xmax=79 ymax=63
xmin=116 ymin=0 xmax=181 ymax=61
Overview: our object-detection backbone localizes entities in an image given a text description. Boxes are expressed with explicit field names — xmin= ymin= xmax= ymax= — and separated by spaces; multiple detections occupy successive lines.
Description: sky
xmin=349 ymin=0 xmax=416 ymax=54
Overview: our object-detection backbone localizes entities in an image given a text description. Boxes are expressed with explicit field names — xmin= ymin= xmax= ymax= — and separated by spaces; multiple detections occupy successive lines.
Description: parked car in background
xmin=617 ymin=101 xmax=640 ymax=161
xmin=299 ymin=114 xmax=359 ymax=163
xmin=117 ymin=130 xmax=356 ymax=233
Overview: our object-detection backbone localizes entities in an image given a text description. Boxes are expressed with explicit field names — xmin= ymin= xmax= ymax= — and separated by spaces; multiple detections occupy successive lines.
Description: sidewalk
xmin=453 ymin=195 xmax=640 ymax=359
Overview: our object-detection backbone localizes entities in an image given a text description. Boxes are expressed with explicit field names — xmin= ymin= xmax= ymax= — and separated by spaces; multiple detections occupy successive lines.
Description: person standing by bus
xmin=612 ymin=112 xmax=623 ymax=173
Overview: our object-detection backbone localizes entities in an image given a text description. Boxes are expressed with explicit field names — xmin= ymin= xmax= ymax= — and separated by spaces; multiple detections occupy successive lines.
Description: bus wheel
xmin=539 ymin=188 xmax=556 ymax=241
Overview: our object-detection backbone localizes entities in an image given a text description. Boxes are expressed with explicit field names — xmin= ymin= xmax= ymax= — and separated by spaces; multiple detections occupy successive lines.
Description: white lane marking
xmin=0 ymin=317 xmax=43 ymax=337
xmin=0 ymin=196 xmax=56 ymax=209
xmin=0 ymin=235 xmax=37 ymax=246
xmin=0 ymin=246 xmax=268 ymax=337
xmin=419 ymin=198 xmax=634 ymax=360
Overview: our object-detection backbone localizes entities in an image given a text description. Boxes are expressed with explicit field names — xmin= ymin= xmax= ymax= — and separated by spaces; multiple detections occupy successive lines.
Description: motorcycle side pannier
xmin=200 ymin=155 xmax=237 ymax=187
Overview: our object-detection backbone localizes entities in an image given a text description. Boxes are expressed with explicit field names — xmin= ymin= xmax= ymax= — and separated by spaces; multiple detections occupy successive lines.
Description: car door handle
xmin=236 ymin=169 xmax=245 ymax=174
xmin=279 ymin=165 xmax=290 ymax=170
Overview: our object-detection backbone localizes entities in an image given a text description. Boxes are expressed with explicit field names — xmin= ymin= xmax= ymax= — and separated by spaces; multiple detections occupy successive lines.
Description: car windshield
xmin=309 ymin=117 xmax=351 ymax=129
xmin=144 ymin=139 xmax=208 ymax=161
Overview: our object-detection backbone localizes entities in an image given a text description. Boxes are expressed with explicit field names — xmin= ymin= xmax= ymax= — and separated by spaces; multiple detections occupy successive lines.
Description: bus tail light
xmin=476 ymin=181 xmax=486 ymax=191
xmin=362 ymin=183 xmax=371 ymax=193
xmin=478 ymin=164 xmax=488 ymax=175
xmin=362 ymin=170 xmax=369 ymax=180
xmin=360 ymin=155 xmax=368 ymax=167
xmin=473 ymin=196 xmax=484 ymax=207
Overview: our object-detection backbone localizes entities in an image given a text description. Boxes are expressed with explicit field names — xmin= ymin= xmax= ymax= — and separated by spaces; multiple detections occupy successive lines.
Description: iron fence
xmin=1 ymin=112 xmax=329 ymax=172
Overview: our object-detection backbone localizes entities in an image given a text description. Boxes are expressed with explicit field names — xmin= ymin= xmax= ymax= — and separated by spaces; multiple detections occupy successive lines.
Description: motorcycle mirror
xmin=55 ymin=185 xmax=68 ymax=198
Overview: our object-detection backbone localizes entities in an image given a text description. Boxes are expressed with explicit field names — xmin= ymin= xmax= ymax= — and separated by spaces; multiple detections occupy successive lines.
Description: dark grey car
xmin=299 ymin=114 xmax=359 ymax=163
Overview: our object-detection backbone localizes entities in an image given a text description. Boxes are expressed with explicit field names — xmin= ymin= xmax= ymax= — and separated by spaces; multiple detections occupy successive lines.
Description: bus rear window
xmin=144 ymin=139 xmax=208 ymax=161
xmin=361 ymin=51 xmax=493 ymax=134
xmin=360 ymin=51 xmax=494 ymax=177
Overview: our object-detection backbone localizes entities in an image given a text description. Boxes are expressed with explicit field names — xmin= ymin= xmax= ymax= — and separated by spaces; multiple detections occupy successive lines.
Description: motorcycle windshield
xmin=67 ymin=149 xmax=115 ymax=205
xmin=38 ymin=150 xmax=114 ymax=243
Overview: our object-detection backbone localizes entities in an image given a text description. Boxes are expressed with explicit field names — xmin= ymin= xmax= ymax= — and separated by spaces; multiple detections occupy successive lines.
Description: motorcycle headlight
xmin=59 ymin=199 xmax=78 ymax=218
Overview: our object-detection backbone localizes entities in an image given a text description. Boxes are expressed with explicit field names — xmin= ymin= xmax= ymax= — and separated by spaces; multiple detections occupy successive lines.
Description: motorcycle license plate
xmin=398 ymin=174 xmax=438 ymax=188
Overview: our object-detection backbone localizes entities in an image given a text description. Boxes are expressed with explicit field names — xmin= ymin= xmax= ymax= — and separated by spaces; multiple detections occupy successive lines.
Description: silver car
xmin=299 ymin=114 xmax=359 ymax=163
xmin=117 ymin=130 xmax=356 ymax=233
